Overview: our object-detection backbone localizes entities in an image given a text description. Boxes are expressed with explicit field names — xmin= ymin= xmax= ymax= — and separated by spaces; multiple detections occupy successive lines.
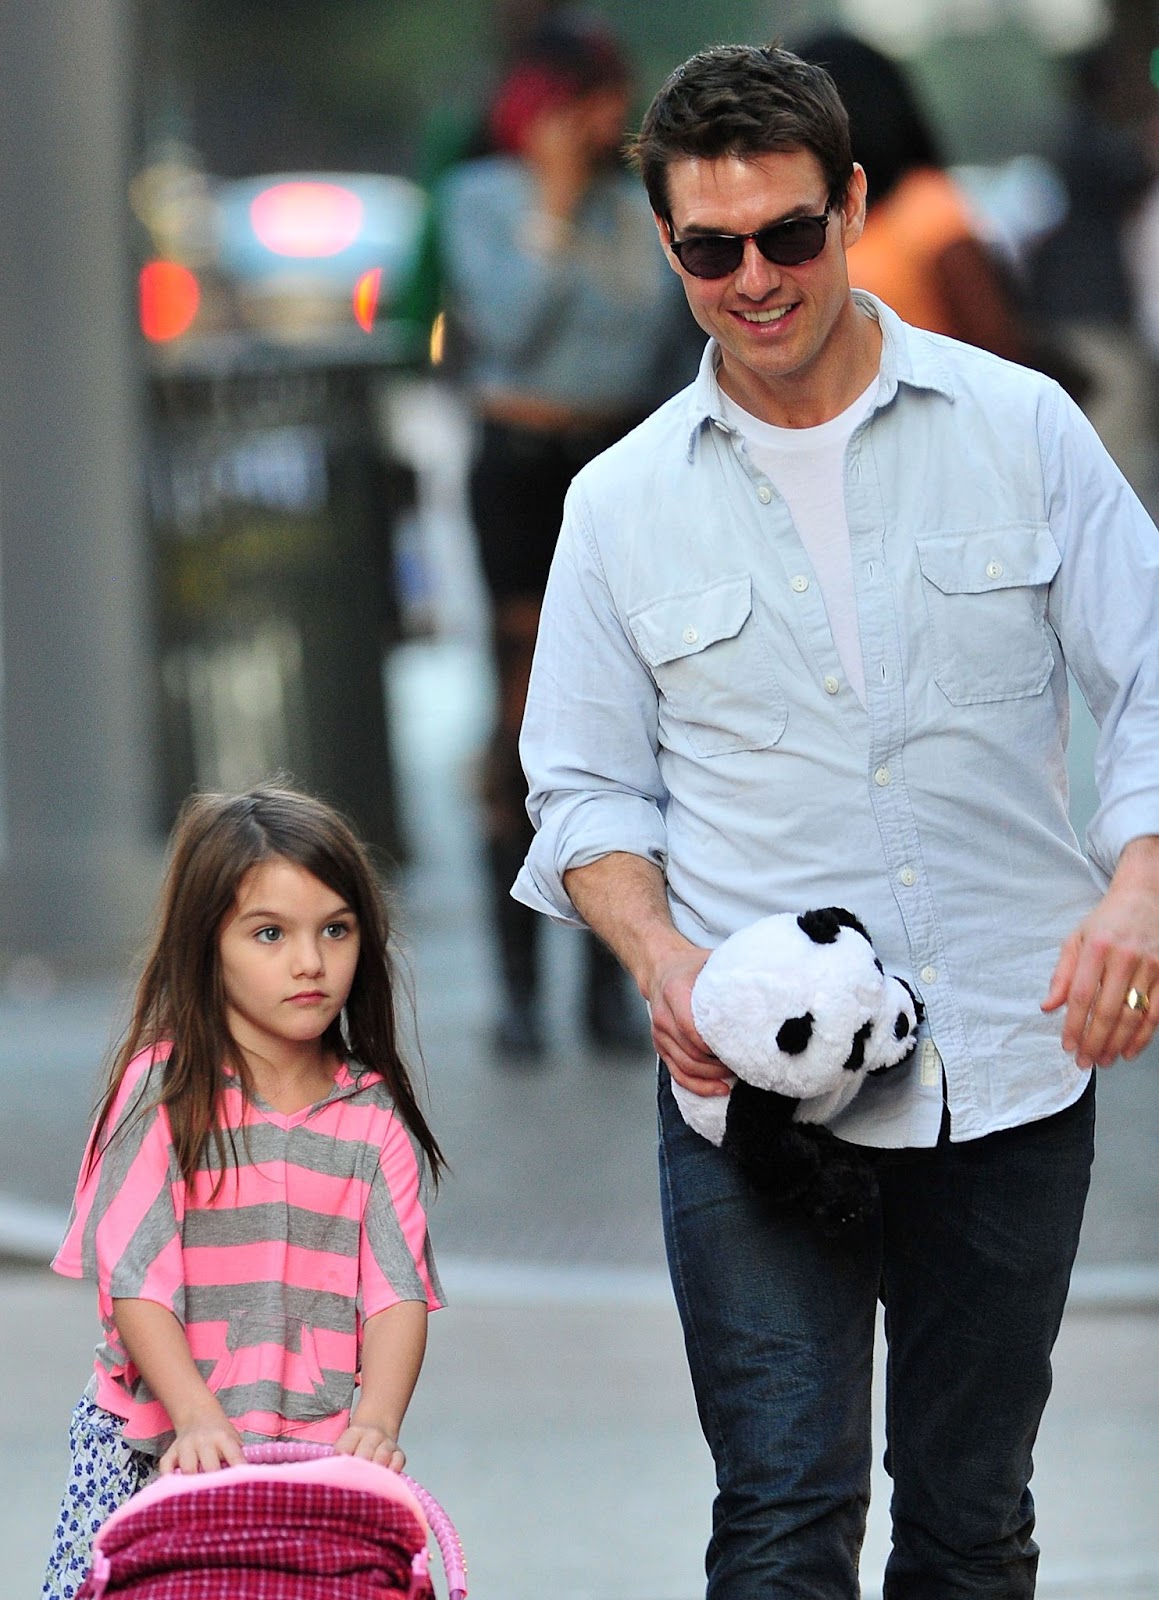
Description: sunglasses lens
xmin=674 ymin=237 xmax=744 ymax=278
xmin=757 ymin=217 xmax=828 ymax=266
xmin=672 ymin=213 xmax=829 ymax=278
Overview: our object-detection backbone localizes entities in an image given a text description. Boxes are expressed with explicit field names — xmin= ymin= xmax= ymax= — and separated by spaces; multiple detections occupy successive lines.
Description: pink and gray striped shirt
xmin=53 ymin=1045 xmax=442 ymax=1456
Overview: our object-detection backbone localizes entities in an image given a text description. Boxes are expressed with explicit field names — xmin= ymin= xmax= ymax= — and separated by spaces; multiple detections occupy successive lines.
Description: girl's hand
xmin=334 ymin=1421 xmax=406 ymax=1471
xmin=112 ymin=1298 xmax=245 ymax=1476
xmin=159 ymin=1411 xmax=245 ymax=1475
xmin=340 ymin=1301 xmax=427 ymax=1472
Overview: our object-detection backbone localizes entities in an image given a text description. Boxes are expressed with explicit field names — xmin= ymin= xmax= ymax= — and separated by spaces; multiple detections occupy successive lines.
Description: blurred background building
xmin=0 ymin=0 xmax=1156 ymax=971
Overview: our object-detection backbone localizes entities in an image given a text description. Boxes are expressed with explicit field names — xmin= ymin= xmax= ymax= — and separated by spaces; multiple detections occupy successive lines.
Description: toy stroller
xmin=78 ymin=1441 xmax=467 ymax=1599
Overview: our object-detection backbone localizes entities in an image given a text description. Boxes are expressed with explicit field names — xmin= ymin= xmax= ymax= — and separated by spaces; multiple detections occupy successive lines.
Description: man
xmin=513 ymin=42 xmax=1159 ymax=1599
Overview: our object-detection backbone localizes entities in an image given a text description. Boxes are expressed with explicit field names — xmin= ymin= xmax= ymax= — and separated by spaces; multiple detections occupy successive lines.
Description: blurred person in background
xmin=797 ymin=28 xmax=1088 ymax=395
xmin=1026 ymin=40 xmax=1156 ymax=492
xmin=437 ymin=9 xmax=697 ymax=1059
xmin=1124 ymin=105 xmax=1159 ymax=507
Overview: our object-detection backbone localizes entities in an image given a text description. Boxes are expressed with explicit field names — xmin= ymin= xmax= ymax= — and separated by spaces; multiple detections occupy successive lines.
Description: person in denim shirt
xmin=438 ymin=13 xmax=696 ymax=1058
xmin=513 ymin=44 xmax=1159 ymax=1600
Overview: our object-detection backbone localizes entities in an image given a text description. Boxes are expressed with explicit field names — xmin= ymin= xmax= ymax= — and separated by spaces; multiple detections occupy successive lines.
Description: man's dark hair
xmin=627 ymin=43 xmax=854 ymax=221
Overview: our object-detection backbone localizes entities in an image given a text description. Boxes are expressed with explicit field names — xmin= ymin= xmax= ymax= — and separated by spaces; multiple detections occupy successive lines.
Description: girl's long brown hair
xmin=89 ymin=785 xmax=444 ymax=1190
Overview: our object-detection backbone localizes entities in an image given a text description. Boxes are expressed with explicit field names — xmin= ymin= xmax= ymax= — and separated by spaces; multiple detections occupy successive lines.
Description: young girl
xmin=43 ymin=785 xmax=445 ymax=1600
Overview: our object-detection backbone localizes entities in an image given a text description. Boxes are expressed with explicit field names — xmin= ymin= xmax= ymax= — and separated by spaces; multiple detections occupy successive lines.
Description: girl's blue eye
xmin=324 ymin=921 xmax=353 ymax=940
xmin=255 ymin=926 xmax=283 ymax=943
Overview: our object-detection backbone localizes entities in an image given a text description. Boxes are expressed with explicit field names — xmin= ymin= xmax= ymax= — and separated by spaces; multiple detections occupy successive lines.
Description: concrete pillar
xmin=0 ymin=0 xmax=162 ymax=962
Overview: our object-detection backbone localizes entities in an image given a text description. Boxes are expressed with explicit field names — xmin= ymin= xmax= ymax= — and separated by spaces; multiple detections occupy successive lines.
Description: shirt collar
xmin=681 ymin=290 xmax=957 ymax=459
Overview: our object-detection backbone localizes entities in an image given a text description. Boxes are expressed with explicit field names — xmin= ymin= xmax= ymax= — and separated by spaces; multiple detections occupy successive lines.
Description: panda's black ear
xmin=777 ymin=1012 xmax=814 ymax=1053
xmin=797 ymin=908 xmax=841 ymax=944
xmin=798 ymin=906 xmax=870 ymax=945
xmin=830 ymin=906 xmax=871 ymax=942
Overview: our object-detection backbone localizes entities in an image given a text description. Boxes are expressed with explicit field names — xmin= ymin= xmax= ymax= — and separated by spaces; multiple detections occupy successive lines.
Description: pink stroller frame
xmin=80 ymin=1441 xmax=467 ymax=1599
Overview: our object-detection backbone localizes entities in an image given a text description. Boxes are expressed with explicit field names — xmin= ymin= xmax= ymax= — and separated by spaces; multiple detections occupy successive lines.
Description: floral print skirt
xmin=42 ymin=1394 xmax=155 ymax=1599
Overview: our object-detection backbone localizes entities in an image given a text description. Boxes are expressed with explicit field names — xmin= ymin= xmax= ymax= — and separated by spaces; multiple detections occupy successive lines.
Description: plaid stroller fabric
xmin=77 ymin=1448 xmax=466 ymax=1600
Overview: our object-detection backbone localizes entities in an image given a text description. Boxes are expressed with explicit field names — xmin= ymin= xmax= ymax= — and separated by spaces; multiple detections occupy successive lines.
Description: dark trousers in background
xmin=657 ymin=1072 xmax=1095 ymax=1599
xmin=471 ymin=417 xmax=640 ymax=1053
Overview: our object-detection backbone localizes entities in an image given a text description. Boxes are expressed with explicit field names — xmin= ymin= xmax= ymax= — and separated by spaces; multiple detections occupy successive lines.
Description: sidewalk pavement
xmin=2 ymin=635 xmax=1158 ymax=1597
xmin=3 ymin=1259 xmax=1158 ymax=1600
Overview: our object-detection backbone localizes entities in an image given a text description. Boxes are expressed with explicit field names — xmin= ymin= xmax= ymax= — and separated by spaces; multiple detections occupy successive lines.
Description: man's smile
xmin=735 ymin=304 xmax=797 ymax=325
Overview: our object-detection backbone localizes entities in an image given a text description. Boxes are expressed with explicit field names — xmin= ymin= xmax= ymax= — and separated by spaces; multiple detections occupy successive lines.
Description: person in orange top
xmin=797 ymin=30 xmax=1043 ymax=363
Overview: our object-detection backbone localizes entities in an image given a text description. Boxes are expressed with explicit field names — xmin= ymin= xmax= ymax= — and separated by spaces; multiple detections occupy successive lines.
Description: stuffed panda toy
xmin=671 ymin=907 xmax=924 ymax=1234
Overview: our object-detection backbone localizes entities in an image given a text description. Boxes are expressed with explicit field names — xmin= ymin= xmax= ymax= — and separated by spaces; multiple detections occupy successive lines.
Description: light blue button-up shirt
xmin=514 ymin=294 xmax=1159 ymax=1147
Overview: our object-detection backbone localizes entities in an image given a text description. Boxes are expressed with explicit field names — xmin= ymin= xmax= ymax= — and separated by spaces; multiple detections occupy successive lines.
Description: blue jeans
xmin=657 ymin=1072 xmax=1095 ymax=1599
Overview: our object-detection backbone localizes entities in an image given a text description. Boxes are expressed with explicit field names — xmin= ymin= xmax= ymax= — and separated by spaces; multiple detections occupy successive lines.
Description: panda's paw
xmin=808 ymin=1154 xmax=879 ymax=1236
xmin=722 ymin=1083 xmax=802 ymax=1191
xmin=732 ymin=1132 xmax=827 ymax=1212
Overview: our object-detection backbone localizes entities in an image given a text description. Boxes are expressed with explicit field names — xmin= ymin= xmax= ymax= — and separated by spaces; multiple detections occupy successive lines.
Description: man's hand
xmin=647 ymin=944 xmax=733 ymax=1097
xmin=1043 ymin=835 xmax=1159 ymax=1069
xmin=561 ymin=852 xmax=733 ymax=1096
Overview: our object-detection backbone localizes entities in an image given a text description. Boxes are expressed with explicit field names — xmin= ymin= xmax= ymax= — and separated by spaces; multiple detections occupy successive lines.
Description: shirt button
xmin=757 ymin=485 xmax=772 ymax=504
xmin=682 ymin=626 xmax=699 ymax=645
xmin=898 ymin=866 xmax=916 ymax=886
xmin=791 ymin=574 xmax=809 ymax=593
xmin=874 ymin=765 xmax=891 ymax=786
xmin=823 ymin=675 xmax=839 ymax=695
xmin=920 ymin=964 xmax=938 ymax=984
xmin=986 ymin=560 xmax=1004 ymax=579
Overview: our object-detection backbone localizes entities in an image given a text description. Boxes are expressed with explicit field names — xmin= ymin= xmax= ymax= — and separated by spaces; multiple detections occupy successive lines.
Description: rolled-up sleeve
xmin=514 ymin=478 xmax=670 ymax=924
xmin=1043 ymin=384 xmax=1159 ymax=877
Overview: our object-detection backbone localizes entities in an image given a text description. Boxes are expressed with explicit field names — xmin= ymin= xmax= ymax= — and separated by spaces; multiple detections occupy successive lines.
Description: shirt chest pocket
xmin=915 ymin=525 xmax=1060 ymax=706
xmin=628 ymin=574 xmax=788 ymax=757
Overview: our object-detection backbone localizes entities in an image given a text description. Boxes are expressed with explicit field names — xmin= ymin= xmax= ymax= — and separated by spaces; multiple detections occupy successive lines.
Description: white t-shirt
xmin=719 ymin=378 xmax=878 ymax=706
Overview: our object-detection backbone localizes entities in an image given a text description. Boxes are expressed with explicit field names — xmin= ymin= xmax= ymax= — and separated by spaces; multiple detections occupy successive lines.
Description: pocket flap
xmin=916 ymin=524 xmax=1060 ymax=596
xmin=629 ymin=574 xmax=753 ymax=668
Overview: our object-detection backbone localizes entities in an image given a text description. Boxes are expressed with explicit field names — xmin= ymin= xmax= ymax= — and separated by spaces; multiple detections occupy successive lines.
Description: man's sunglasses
xmin=666 ymin=207 xmax=832 ymax=279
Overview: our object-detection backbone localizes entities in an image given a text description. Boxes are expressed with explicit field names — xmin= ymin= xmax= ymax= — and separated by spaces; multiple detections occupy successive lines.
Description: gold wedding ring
xmin=1125 ymin=987 xmax=1150 ymax=1014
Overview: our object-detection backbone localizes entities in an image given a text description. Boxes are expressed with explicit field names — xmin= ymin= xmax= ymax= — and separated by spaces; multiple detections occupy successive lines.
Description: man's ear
xmin=654 ymin=211 xmax=682 ymax=275
xmin=838 ymin=164 xmax=869 ymax=251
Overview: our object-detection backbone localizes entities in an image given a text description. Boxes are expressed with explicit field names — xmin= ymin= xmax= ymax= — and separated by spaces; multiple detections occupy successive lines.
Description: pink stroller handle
xmin=242 ymin=1442 xmax=468 ymax=1600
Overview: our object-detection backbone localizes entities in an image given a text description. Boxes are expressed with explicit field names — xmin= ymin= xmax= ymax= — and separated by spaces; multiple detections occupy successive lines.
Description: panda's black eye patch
xmin=777 ymin=1012 xmax=814 ymax=1053
xmin=843 ymin=1020 xmax=873 ymax=1072
xmin=894 ymin=1013 xmax=910 ymax=1040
